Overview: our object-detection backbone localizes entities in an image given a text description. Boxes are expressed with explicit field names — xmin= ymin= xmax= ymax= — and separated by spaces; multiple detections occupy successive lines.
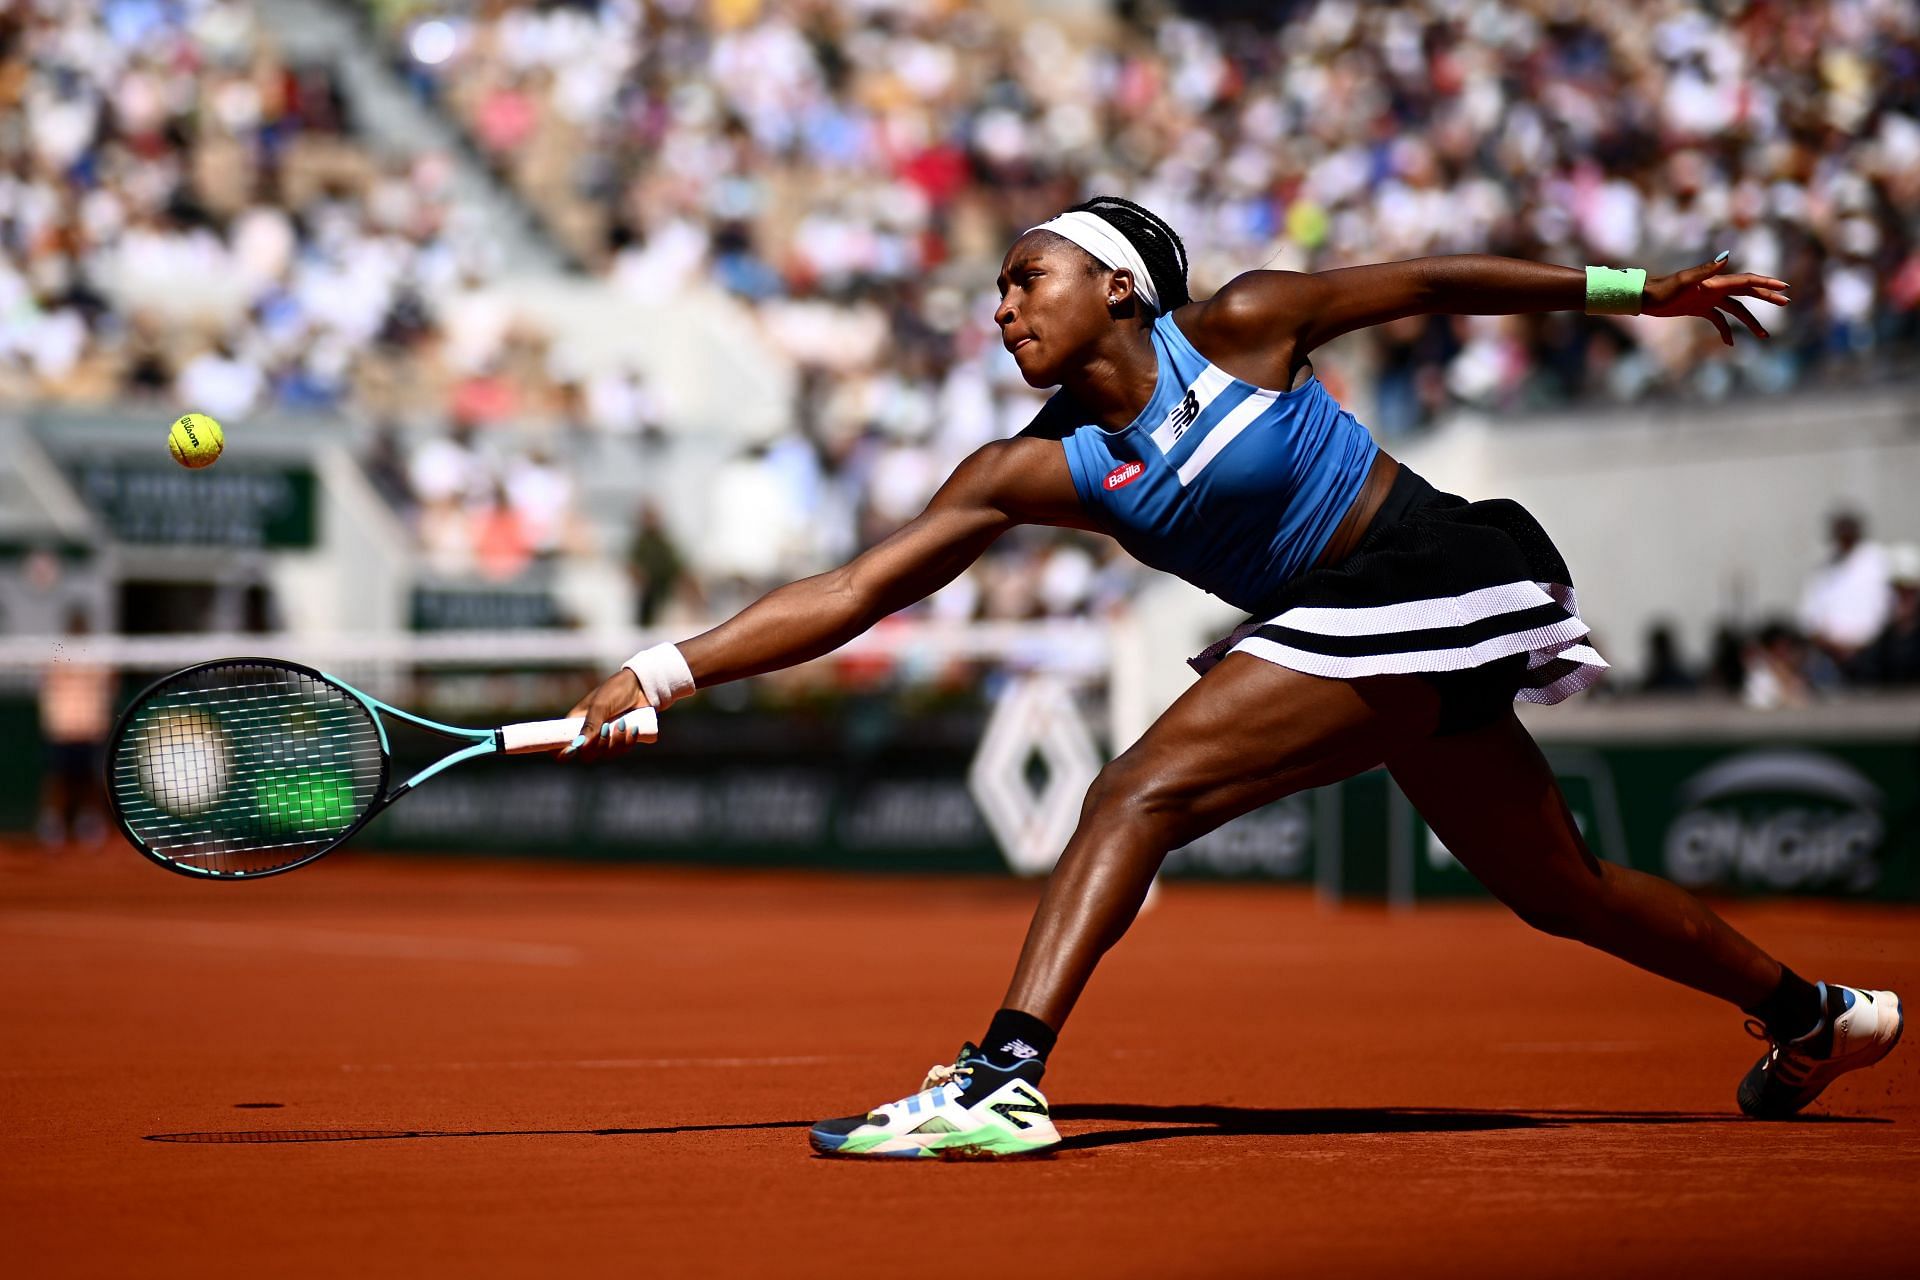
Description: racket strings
xmin=110 ymin=663 xmax=384 ymax=876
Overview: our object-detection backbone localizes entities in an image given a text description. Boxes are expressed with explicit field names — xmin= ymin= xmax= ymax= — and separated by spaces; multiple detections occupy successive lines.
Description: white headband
xmin=1027 ymin=211 xmax=1161 ymax=313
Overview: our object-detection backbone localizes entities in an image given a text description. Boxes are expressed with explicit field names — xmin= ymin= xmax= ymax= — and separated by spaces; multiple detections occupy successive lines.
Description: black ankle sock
xmin=979 ymin=1008 xmax=1056 ymax=1072
xmin=1745 ymin=967 xmax=1824 ymax=1041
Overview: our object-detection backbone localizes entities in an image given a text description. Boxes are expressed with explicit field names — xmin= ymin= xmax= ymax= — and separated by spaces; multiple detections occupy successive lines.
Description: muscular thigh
xmin=1107 ymin=653 xmax=1440 ymax=839
xmin=1386 ymin=710 xmax=1603 ymax=902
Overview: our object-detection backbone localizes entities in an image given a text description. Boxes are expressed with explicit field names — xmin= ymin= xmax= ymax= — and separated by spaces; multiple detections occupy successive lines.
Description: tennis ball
xmin=136 ymin=708 xmax=232 ymax=817
xmin=168 ymin=412 xmax=224 ymax=469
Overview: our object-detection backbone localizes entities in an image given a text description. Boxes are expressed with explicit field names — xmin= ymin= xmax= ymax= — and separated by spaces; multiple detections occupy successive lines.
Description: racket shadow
xmin=144 ymin=1119 xmax=812 ymax=1144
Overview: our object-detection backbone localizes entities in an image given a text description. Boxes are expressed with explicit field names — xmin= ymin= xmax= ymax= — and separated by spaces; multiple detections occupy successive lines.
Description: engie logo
xmin=1104 ymin=460 xmax=1145 ymax=491
xmin=1663 ymin=750 xmax=1884 ymax=893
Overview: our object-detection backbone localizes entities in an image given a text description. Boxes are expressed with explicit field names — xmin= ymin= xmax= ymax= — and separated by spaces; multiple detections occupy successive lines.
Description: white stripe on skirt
xmin=1226 ymin=572 xmax=1611 ymax=706
xmin=1253 ymin=580 xmax=1575 ymax=638
xmin=1520 ymin=663 xmax=1607 ymax=704
xmin=1231 ymin=616 xmax=1597 ymax=679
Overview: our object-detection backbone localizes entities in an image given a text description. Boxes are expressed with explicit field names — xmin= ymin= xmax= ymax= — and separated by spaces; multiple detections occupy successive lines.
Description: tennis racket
xmin=105 ymin=657 xmax=657 ymax=880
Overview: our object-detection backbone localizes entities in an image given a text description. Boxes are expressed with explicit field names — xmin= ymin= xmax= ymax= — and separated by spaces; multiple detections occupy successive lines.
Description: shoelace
xmin=921 ymin=1059 xmax=976 ymax=1092
xmin=1744 ymin=1018 xmax=1817 ymax=1085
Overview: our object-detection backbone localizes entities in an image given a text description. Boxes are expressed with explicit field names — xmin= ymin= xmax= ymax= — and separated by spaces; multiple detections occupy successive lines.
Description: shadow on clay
xmin=141 ymin=1104 xmax=1885 ymax=1148
xmin=143 ymin=1119 xmax=812 ymax=1144
xmin=1048 ymin=1103 xmax=1890 ymax=1152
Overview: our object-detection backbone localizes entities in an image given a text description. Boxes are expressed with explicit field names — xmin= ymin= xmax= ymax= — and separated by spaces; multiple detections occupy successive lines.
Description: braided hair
xmin=1068 ymin=195 xmax=1192 ymax=313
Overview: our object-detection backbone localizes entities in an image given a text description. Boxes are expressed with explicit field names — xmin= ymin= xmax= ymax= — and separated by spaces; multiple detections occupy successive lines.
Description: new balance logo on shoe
xmin=1001 ymin=1039 xmax=1039 ymax=1059
xmin=989 ymin=1084 xmax=1049 ymax=1129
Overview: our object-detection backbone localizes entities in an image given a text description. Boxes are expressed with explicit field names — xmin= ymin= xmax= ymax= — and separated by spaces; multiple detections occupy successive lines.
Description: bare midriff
xmin=1310 ymin=450 xmax=1400 ymax=572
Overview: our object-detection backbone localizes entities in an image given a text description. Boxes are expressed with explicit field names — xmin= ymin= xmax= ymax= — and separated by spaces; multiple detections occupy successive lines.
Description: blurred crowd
xmin=0 ymin=0 xmax=635 ymax=578
xmin=376 ymin=0 xmax=1920 ymax=441
xmin=7 ymin=0 xmax=1920 ymax=629
xmin=5 ymin=0 xmax=457 ymax=416
xmin=1635 ymin=512 xmax=1920 ymax=703
xmin=361 ymin=0 xmax=1920 ymax=613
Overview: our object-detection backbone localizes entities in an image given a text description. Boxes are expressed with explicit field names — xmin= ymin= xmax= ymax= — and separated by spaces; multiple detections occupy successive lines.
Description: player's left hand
xmin=1641 ymin=253 xmax=1791 ymax=346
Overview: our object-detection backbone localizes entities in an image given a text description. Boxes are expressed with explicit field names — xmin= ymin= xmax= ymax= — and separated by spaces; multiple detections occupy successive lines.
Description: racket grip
xmin=499 ymin=708 xmax=659 ymax=754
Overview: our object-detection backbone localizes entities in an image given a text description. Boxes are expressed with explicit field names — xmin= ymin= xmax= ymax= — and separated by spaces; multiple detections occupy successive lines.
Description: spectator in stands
xmin=37 ymin=608 xmax=114 ymax=849
xmin=583 ymin=364 xmax=665 ymax=437
xmin=1704 ymin=623 xmax=1748 ymax=697
xmin=705 ymin=441 xmax=813 ymax=592
xmin=175 ymin=337 xmax=266 ymax=422
xmin=362 ymin=422 xmax=416 ymax=517
xmin=627 ymin=501 xmax=701 ymax=627
xmin=470 ymin=481 xmax=534 ymax=582
xmin=1639 ymin=622 xmax=1697 ymax=693
xmin=407 ymin=424 xmax=488 ymax=511
xmin=504 ymin=449 xmax=578 ymax=560
xmin=1742 ymin=620 xmax=1814 ymax=711
xmin=1851 ymin=544 xmax=1920 ymax=686
xmin=1799 ymin=510 xmax=1893 ymax=664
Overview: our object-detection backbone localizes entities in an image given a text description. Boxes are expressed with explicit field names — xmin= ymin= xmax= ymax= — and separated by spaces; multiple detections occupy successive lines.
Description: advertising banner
xmin=1 ymin=688 xmax=1911 ymax=902
xmin=410 ymin=587 xmax=565 ymax=631
xmin=362 ymin=710 xmax=1324 ymax=880
xmin=1378 ymin=742 xmax=1918 ymax=903
xmin=65 ymin=460 xmax=316 ymax=549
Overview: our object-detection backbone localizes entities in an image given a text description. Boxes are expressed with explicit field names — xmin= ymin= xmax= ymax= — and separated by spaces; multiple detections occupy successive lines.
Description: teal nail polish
xmin=569 ymin=734 xmax=586 ymax=750
xmin=1714 ymin=250 xmax=1731 ymax=263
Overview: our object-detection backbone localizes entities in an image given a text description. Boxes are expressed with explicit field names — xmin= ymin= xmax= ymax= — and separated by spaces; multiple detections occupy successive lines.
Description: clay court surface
xmin=2 ymin=847 xmax=1914 ymax=1278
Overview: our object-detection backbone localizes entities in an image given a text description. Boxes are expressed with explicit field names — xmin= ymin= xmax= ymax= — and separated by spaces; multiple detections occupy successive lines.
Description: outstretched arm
xmin=681 ymin=438 xmax=1086 ymax=685
xmin=1193 ymin=253 xmax=1791 ymax=360
xmin=565 ymin=436 xmax=1088 ymax=756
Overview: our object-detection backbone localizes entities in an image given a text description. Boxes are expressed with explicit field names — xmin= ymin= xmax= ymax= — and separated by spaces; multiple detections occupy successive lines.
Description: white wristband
xmin=623 ymin=642 xmax=696 ymax=711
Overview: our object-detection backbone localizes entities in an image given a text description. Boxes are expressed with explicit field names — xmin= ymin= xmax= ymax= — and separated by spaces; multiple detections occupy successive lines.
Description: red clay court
xmin=3 ymin=846 xmax=1914 ymax=1277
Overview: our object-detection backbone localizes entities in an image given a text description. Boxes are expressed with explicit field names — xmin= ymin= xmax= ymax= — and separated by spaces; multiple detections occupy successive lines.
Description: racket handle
xmin=499 ymin=708 xmax=659 ymax=754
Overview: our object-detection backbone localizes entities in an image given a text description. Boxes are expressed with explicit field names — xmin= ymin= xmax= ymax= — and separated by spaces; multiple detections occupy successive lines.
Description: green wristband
xmin=1585 ymin=265 xmax=1647 ymax=316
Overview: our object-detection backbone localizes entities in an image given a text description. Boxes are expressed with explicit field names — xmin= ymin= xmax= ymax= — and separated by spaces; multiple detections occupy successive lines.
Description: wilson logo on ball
xmin=1104 ymin=461 xmax=1145 ymax=491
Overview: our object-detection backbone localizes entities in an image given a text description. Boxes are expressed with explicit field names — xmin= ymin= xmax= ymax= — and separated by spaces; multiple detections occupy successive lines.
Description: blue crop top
xmin=1031 ymin=312 xmax=1379 ymax=614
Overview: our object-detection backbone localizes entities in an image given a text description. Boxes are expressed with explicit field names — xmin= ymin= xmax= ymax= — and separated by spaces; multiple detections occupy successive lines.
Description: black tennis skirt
xmin=1189 ymin=465 xmax=1607 ymax=734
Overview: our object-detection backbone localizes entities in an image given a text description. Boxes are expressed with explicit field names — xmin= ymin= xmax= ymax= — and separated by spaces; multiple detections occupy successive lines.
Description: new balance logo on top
xmin=1002 ymin=1039 xmax=1039 ymax=1059
xmin=1162 ymin=388 xmax=1200 ymax=441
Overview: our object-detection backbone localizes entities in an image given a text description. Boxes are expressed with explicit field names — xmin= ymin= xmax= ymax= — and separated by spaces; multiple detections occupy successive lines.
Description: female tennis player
xmin=565 ymin=197 xmax=1903 ymax=1157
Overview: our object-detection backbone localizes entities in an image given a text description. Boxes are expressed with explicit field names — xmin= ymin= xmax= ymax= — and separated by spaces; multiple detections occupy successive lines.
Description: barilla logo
xmin=1104 ymin=460 xmax=1145 ymax=491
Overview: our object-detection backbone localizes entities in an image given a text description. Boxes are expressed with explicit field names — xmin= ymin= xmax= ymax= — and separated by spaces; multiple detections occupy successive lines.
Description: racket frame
xmin=107 ymin=657 xmax=587 ymax=880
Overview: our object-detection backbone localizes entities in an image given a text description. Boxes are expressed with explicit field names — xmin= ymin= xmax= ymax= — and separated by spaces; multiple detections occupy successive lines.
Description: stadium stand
xmin=371 ymin=0 xmax=1920 ymax=425
xmin=361 ymin=0 xmax=1920 ymax=648
xmin=3 ymin=0 xmax=1918 ymax=681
